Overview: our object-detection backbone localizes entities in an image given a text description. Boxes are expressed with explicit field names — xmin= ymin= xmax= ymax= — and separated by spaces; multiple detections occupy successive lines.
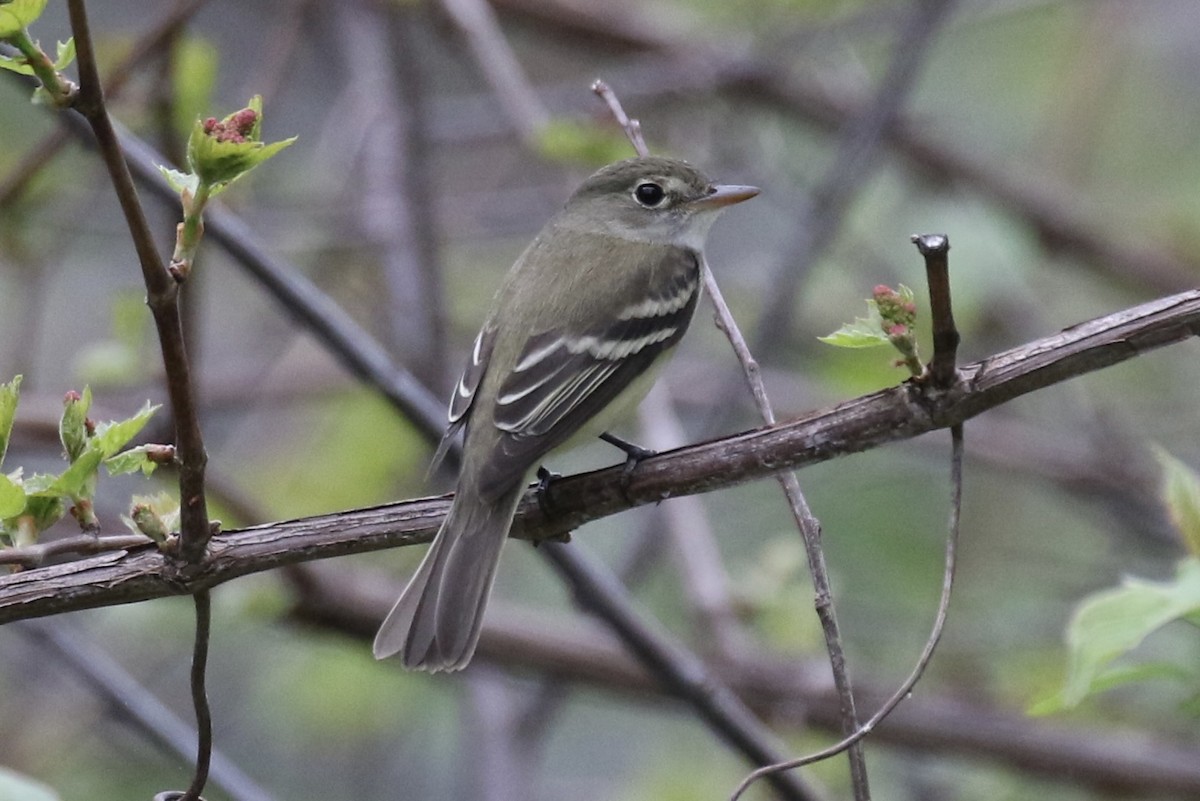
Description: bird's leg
xmin=599 ymin=431 xmax=655 ymax=498
xmin=535 ymin=465 xmax=561 ymax=517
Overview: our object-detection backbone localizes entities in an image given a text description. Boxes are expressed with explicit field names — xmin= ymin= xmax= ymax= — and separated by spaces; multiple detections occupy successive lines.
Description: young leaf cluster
xmin=158 ymin=95 xmax=296 ymax=279
xmin=0 ymin=0 xmax=76 ymax=106
xmin=0 ymin=376 xmax=165 ymax=548
xmin=819 ymin=284 xmax=924 ymax=377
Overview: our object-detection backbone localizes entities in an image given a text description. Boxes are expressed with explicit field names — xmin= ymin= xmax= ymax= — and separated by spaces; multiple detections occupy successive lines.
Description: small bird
xmin=373 ymin=156 xmax=759 ymax=671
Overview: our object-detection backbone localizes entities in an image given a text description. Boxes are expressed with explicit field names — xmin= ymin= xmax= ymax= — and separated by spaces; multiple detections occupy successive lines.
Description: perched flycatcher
xmin=373 ymin=156 xmax=759 ymax=671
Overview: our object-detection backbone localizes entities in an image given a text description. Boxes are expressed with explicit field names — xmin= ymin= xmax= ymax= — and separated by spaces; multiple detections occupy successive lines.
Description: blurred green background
xmin=1 ymin=0 xmax=1199 ymax=800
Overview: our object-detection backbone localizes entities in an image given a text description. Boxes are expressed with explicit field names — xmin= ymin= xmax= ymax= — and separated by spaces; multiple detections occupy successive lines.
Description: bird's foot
xmin=535 ymin=465 xmax=562 ymax=517
xmin=599 ymin=431 xmax=655 ymax=501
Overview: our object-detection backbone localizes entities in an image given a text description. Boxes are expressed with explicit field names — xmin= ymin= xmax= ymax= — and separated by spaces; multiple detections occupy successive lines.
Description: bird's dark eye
xmin=633 ymin=182 xmax=667 ymax=207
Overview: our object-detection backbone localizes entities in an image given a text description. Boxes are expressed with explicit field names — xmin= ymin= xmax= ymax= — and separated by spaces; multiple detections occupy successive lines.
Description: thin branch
xmin=65 ymin=0 xmax=212 ymax=562
xmin=181 ymin=590 xmax=213 ymax=801
xmin=705 ymin=267 xmax=870 ymax=795
xmin=594 ymin=84 xmax=746 ymax=653
xmin=592 ymin=79 xmax=647 ymax=156
xmin=65 ymin=6 xmax=215 ymax=799
xmin=730 ymin=420 xmax=963 ymax=800
xmin=0 ymin=533 xmax=151 ymax=568
xmin=593 ymin=81 xmax=869 ymax=793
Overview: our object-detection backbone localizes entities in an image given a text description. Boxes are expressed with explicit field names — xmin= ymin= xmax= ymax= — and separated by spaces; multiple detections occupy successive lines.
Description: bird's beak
xmin=691 ymin=183 xmax=760 ymax=210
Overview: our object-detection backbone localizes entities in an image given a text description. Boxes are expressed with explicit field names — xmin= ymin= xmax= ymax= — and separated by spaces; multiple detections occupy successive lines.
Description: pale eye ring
xmin=633 ymin=181 xmax=667 ymax=208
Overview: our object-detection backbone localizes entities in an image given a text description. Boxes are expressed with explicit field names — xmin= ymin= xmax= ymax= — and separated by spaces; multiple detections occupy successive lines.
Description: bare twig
xmin=913 ymin=234 xmax=959 ymax=388
xmin=732 ymin=235 xmax=969 ymax=798
xmin=705 ymin=268 xmax=871 ymax=795
xmin=2 ymin=288 xmax=1195 ymax=620
xmin=730 ymin=423 xmax=963 ymax=800
xmin=181 ymin=590 xmax=213 ymax=801
xmin=64 ymin=5 xmax=215 ymax=799
xmin=0 ymin=533 xmax=151 ymax=568
xmin=591 ymin=80 xmax=870 ymax=794
xmin=592 ymin=79 xmax=648 ymax=156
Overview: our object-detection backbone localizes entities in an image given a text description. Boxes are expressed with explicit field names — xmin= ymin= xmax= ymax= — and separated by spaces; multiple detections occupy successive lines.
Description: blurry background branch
xmin=287 ymin=562 xmax=1200 ymax=798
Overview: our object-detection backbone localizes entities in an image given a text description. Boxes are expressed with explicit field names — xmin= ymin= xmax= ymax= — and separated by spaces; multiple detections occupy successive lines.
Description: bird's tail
xmin=372 ymin=482 xmax=524 ymax=671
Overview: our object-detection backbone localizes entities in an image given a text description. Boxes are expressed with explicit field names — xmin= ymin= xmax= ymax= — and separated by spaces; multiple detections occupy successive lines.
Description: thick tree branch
xmin=2 ymin=289 xmax=1196 ymax=622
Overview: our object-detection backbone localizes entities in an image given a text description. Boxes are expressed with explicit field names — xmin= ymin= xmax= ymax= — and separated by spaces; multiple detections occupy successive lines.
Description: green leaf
xmin=1153 ymin=446 xmax=1200 ymax=557
xmin=1055 ymin=558 xmax=1200 ymax=708
xmin=0 ymin=375 xmax=21 ymax=469
xmin=59 ymin=385 xmax=92 ymax=462
xmin=246 ymin=93 xmax=264 ymax=140
xmin=23 ymin=493 xmax=64 ymax=533
xmin=186 ymin=95 xmax=297 ymax=187
xmin=20 ymin=472 xmax=54 ymax=494
xmin=105 ymin=445 xmax=160 ymax=477
xmin=818 ymin=301 xmax=890 ymax=348
xmin=39 ymin=402 xmax=158 ymax=501
xmin=51 ymin=37 xmax=73 ymax=70
xmin=189 ymin=131 xmax=297 ymax=186
xmin=0 ymin=49 xmax=36 ymax=75
xmin=121 ymin=491 xmax=179 ymax=540
xmin=0 ymin=472 xmax=25 ymax=518
xmin=50 ymin=449 xmax=102 ymax=498
xmin=91 ymin=401 xmax=158 ymax=458
xmin=1030 ymin=661 xmax=1191 ymax=716
xmin=0 ymin=766 xmax=61 ymax=801
xmin=0 ymin=0 xmax=48 ymax=37
xmin=158 ymin=164 xmax=200 ymax=197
